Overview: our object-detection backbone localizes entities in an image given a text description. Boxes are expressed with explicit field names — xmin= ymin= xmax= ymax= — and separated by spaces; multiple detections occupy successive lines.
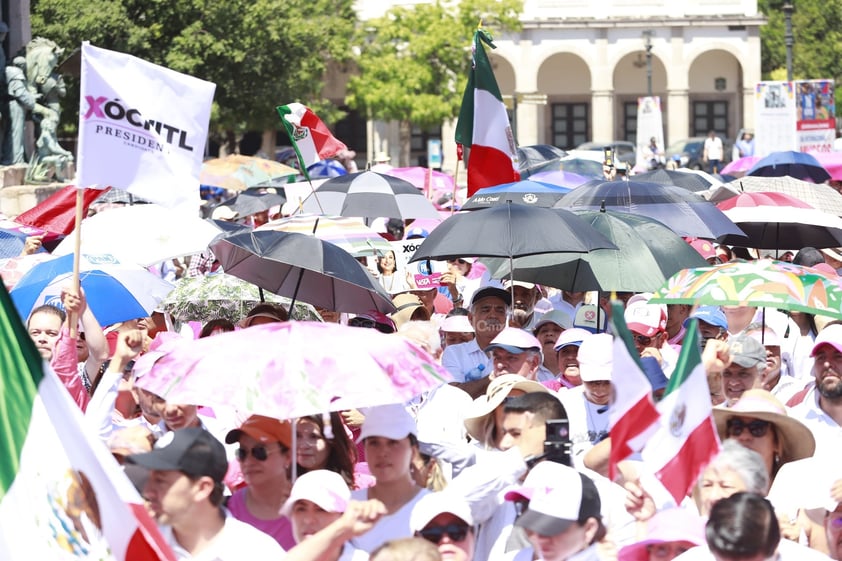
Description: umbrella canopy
xmin=650 ymin=259 xmax=842 ymax=320
xmin=555 ymin=180 xmax=745 ymax=240
xmin=211 ymin=230 xmax=396 ymax=314
xmin=517 ymin=144 xmax=567 ymax=176
xmin=809 ymin=151 xmax=842 ymax=181
xmin=0 ymin=253 xmax=55 ymax=291
xmin=257 ymin=214 xmax=392 ymax=257
xmin=462 ymin=180 xmax=571 ymax=210
xmin=0 ymin=227 xmax=48 ymax=259
xmin=160 ymin=273 xmax=321 ymax=324
xmin=632 ymin=168 xmax=713 ymax=192
xmin=707 ymin=175 xmax=842 ymax=216
xmin=408 ymin=203 xmax=618 ymax=262
xmin=53 ymin=204 xmax=222 ymax=267
xmin=747 ymin=150 xmax=831 ymax=183
xmin=137 ymin=321 xmax=451 ymax=419
xmin=558 ymin=151 xmax=605 ymax=179
xmin=215 ymin=191 xmax=286 ymax=218
xmin=299 ymin=171 xmax=440 ymax=219
xmin=11 ymin=253 xmax=174 ymax=326
xmin=200 ymin=155 xmax=297 ymax=191
xmin=384 ymin=167 xmax=456 ymax=196
xmin=528 ymin=170 xmax=591 ymax=189
xmin=306 ymin=159 xmax=347 ymax=178
xmin=482 ymin=209 xmax=709 ymax=292
xmin=721 ymin=155 xmax=762 ymax=176
xmin=716 ymin=191 xmax=842 ymax=249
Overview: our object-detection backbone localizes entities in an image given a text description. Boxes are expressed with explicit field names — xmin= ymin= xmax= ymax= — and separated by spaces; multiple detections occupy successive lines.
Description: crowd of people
xmin=7 ymin=186 xmax=842 ymax=561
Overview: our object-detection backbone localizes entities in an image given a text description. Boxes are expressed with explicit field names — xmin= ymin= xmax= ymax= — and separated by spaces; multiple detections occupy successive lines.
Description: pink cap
xmin=624 ymin=300 xmax=667 ymax=338
xmin=686 ymin=237 xmax=717 ymax=260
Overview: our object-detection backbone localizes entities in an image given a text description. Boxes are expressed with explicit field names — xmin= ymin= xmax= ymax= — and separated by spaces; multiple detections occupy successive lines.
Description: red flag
xmin=14 ymin=186 xmax=109 ymax=236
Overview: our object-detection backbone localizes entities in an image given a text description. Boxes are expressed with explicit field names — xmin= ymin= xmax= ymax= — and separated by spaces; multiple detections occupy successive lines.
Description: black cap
xmin=470 ymin=286 xmax=512 ymax=307
xmin=126 ymin=427 xmax=228 ymax=484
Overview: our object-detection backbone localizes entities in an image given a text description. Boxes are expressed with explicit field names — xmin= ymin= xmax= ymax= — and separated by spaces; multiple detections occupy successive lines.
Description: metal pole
xmin=783 ymin=3 xmax=794 ymax=82
xmin=644 ymin=31 xmax=653 ymax=97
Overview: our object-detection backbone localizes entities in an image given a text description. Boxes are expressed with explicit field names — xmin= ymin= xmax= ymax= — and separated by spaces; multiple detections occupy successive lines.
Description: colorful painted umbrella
xmin=200 ymin=155 xmax=298 ymax=191
xmin=137 ymin=321 xmax=451 ymax=419
xmin=649 ymin=259 xmax=842 ymax=320
xmin=747 ymin=150 xmax=831 ymax=183
xmin=160 ymin=273 xmax=321 ymax=324
xmin=257 ymin=214 xmax=391 ymax=258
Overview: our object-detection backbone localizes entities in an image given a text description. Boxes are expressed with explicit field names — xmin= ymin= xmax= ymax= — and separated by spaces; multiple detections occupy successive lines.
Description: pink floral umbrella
xmin=138 ymin=321 xmax=451 ymax=419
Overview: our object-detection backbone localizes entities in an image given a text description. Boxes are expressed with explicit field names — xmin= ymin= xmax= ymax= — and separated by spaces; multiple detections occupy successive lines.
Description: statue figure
xmin=25 ymin=110 xmax=73 ymax=183
xmin=2 ymin=56 xmax=39 ymax=165
xmin=0 ymin=21 xmax=9 ymax=156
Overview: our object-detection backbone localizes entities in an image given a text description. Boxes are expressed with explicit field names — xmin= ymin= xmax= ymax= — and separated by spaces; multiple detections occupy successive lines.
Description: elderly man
xmin=484 ymin=327 xmax=543 ymax=380
xmin=504 ymin=280 xmax=542 ymax=330
xmin=442 ymin=286 xmax=510 ymax=386
xmin=702 ymin=332 xmax=767 ymax=408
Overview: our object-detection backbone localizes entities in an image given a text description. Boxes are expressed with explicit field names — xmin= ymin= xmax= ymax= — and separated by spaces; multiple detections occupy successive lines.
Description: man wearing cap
xmin=440 ymin=314 xmax=475 ymax=349
xmin=505 ymin=280 xmax=543 ymax=330
xmin=504 ymin=461 xmax=607 ymax=561
xmin=624 ymin=297 xmax=677 ymax=378
xmin=689 ymin=306 xmax=729 ymax=348
xmin=788 ymin=323 xmax=842 ymax=459
xmin=716 ymin=333 xmax=768 ymax=407
xmin=127 ymin=427 xmax=285 ymax=559
xmin=442 ymin=286 xmax=511 ymax=389
xmin=665 ymin=304 xmax=692 ymax=347
xmin=549 ymin=328 xmax=591 ymax=390
xmin=533 ymin=310 xmax=573 ymax=382
xmin=485 ymin=327 xmax=543 ymax=380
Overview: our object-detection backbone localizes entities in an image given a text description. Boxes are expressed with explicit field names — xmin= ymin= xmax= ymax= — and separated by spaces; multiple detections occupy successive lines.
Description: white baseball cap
xmin=410 ymin=491 xmax=474 ymax=532
xmin=356 ymin=403 xmax=417 ymax=443
xmin=576 ymin=333 xmax=613 ymax=382
xmin=280 ymin=470 xmax=350 ymax=517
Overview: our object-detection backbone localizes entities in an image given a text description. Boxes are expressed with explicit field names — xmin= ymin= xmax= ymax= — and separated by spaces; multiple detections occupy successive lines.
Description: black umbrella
xmin=211 ymin=230 xmax=396 ymax=314
xmin=632 ymin=168 xmax=713 ymax=192
xmin=554 ymin=179 xmax=745 ymax=240
xmin=517 ymin=144 xmax=567 ymax=177
xmin=461 ymin=180 xmax=571 ymax=210
xmin=299 ymin=171 xmax=440 ymax=219
xmin=408 ymin=202 xmax=617 ymax=263
xmin=216 ymin=191 xmax=287 ymax=218
xmin=747 ymin=150 xmax=831 ymax=183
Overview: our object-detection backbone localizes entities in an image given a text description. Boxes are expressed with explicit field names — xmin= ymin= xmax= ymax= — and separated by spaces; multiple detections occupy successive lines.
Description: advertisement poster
xmin=754 ymin=81 xmax=798 ymax=157
xmin=635 ymin=96 xmax=665 ymax=170
xmin=366 ymin=240 xmax=448 ymax=295
xmin=795 ymin=79 xmax=836 ymax=152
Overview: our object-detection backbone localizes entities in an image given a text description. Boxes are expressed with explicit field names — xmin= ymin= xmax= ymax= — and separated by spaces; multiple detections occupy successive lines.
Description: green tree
xmin=31 ymin=0 xmax=356 ymax=149
xmin=345 ymin=0 xmax=522 ymax=165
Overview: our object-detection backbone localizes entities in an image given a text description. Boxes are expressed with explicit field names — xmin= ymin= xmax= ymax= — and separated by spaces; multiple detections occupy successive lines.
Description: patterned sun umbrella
xmin=649 ymin=259 xmax=842 ymax=320
xmin=200 ymin=155 xmax=297 ymax=191
xmin=257 ymin=214 xmax=392 ymax=257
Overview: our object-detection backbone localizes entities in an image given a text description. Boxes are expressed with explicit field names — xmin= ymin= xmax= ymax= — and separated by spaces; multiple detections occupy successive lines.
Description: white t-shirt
xmin=704 ymin=136 xmax=723 ymax=160
xmin=161 ymin=510 xmax=285 ymax=560
xmin=349 ymin=488 xmax=430 ymax=552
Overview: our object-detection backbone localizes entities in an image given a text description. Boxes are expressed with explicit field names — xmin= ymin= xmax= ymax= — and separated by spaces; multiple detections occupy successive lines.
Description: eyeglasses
xmin=418 ymin=524 xmax=470 ymax=544
xmin=348 ymin=316 xmax=395 ymax=334
xmin=634 ymin=334 xmax=653 ymax=346
xmin=447 ymin=259 xmax=469 ymax=265
xmin=726 ymin=418 xmax=772 ymax=438
xmin=236 ymin=445 xmax=270 ymax=462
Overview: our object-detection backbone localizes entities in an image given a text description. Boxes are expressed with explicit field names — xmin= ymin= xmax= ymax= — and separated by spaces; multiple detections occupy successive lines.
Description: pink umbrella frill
xmin=137 ymin=321 xmax=451 ymax=419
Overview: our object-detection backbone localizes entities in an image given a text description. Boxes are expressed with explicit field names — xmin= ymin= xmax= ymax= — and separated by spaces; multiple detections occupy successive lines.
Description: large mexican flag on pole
xmin=0 ymin=283 xmax=173 ymax=559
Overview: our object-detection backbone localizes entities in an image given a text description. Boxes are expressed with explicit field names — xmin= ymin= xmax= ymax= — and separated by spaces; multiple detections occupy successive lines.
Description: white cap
xmin=357 ymin=403 xmax=417 ymax=443
xmin=577 ymin=333 xmax=613 ymax=381
xmin=440 ymin=315 xmax=474 ymax=333
xmin=280 ymin=470 xmax=350 ymax=517
xmin=410 ymin=491 xmax=474 ymax=532
xmin=553 ymin=327 xmax=591 ymax=352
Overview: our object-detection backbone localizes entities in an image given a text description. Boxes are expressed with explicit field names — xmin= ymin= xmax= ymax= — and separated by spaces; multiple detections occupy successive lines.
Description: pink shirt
xmin=50 ymin=326 xmax=90 ymax=412
xmin=227 ymin=487 xmax=296 ymax=549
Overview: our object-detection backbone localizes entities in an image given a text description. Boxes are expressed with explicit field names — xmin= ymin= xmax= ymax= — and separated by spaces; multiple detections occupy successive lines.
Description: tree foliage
xmin=30 ymin=0 xmax=356 ymax=137
xmin=345 ymin=0 xmax=523 ymax=131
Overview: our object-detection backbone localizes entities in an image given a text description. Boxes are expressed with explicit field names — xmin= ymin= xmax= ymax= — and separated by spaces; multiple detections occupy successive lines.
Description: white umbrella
xmin=53 ymin=204 xmax=220 ymax=267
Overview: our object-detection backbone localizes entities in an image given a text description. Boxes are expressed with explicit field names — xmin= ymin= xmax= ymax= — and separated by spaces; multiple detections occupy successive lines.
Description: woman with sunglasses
xmin=296 ymin=413 xmax=358 ymax=488
xmin=410 ymin=492 xmax=476 ymax=561
xmin=225 ymin=414 xmax=296 ymax=549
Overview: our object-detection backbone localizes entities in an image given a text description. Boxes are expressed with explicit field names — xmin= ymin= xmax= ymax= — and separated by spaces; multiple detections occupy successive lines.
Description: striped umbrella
xmin=257 ymin=214 xmax=391 ymax=257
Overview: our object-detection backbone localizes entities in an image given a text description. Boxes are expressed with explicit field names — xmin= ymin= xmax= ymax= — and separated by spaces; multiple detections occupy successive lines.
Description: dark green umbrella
xmin=483 ymin=207 xmax=709 ymax=292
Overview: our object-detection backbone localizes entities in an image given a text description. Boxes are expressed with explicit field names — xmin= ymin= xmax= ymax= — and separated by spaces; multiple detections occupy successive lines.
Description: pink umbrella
xmin=385 ymin=167 xmax=456 ymax=200
xmin=0 ymin=253 xmax=55 ymax=291
xmin=138 ymin=321 xmax=451 ymax=419
xmin=809 ymin=151 xmax=842 ymax=181
xmin=721 ymin=155 xmax=761 ymax=176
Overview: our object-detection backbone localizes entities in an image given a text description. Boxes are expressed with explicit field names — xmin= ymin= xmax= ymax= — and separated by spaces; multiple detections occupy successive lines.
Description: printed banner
xmin=635 ymin=97 xmax=665 ymax=170
xmin=795 ymin=79 xmax=836 ymax=153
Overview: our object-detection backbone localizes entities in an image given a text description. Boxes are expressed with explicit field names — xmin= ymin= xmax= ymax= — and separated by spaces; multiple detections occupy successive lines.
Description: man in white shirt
xmin=703 ymin=130 xmax=724 ymax=174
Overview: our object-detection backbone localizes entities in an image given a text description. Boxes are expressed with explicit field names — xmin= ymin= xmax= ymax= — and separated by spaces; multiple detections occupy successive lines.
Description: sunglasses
xmin=348 ymin=316 xmax=395 ymax=334
xmin=634 ymin=334 xmax=653 ymax=346
xmin=726 ymin=418 xmax=771 ymax=438
xmin=447 ymin=259 xmax=469 ymax=265
xmin=418 ymin=524 xmax=470 ymax=544
xmin=236 ymin=445 xmax=271 ymax=462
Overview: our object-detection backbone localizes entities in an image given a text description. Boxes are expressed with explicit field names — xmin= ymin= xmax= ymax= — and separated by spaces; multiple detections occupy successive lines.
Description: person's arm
xmin=80 ymin=306 xmax=109 ymax=392
xmin=19 ymin=235 xmax=44 ymax=256
xmin=283 ymin=500 xmax=387 ymax=561
xmin=51 ymin=288 xmax=91 ymax=411
xmin=446 ymin=447 xmax=529 ymax=525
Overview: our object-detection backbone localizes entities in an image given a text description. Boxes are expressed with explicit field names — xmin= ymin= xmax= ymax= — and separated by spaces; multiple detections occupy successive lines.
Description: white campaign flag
xmin=76 ymin=42 xmax=215 ymax=210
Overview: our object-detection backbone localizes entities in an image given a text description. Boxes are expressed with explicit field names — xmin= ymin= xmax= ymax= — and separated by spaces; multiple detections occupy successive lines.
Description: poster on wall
xmin=635 ymin=96 xmax=665 ymax=170
xmin=754 ymin=81 xmax=798 ymax=157
xmin=795 ymin=79 xmax=836 ymax=153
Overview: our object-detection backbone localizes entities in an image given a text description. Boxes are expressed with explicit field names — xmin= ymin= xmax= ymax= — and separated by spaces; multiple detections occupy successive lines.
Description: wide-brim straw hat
xmin=463 ymin=374 xmax=548 ymax=442
xmin=712 ymin=389 xmax=815 ymax=464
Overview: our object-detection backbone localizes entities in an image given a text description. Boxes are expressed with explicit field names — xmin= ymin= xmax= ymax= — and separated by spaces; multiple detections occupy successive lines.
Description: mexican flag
xmin=608 ymin=301 xmax=661 ymax=480
xmin=277 ymin=103 xmax=348 ymax=171
xmin=455 ymin=29 xmax=519 ymax=197
xmin=640 ymin=319 xmax=721 ymax=504
xmin=0 ymin=283 xmax=173 ymax=559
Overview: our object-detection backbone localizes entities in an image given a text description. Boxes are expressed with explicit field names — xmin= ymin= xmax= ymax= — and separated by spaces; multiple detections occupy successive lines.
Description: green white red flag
xmin=640 ymin=319 xmax=721 ymax=504
xmin=0 ymin=282 xmax=173 ymax=560
xmin=277 ymin=103 xmax=348 ymax=173
xmin=455 ymin=29 xmax=519 ymax=197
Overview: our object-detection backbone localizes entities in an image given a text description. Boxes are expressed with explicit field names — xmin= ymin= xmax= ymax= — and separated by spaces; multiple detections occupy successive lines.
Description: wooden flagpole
xmin=68 ymin=189 xmax=85 ymax=338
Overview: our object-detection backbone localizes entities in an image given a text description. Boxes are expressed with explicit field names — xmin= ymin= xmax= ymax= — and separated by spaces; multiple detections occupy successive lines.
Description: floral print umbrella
xmin=650 ymin=259 xmax=842 ymax=320
xmin=161 ymin=273 xmax=321 ymax=325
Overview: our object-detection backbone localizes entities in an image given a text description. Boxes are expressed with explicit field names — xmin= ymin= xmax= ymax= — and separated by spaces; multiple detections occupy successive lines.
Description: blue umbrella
xmin=11 ymin=253 xmax=173 ymax=326
xmin=0 ymin=229 xmax=47 ymax=259
xmin=747 ymin=150 xmax=831 ymax=183
xmin=307 ymin=159 xmax=347 ymax=178
xmin=462 ymin=180 xmax=571 ymax=210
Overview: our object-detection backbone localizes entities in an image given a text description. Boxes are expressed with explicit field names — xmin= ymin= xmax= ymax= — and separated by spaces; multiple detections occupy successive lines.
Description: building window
xmin=692 ymin=101 xmax=728 ymax=137
xmin=551 ymin=103 xmax=589 ymax=149
xmin=411 ymin=125 xmax=443 ymax=168
xmin=623 ymin=102 xmax=638 ymax=144
xmin=333 ymin=107 xmax=367 ymax=155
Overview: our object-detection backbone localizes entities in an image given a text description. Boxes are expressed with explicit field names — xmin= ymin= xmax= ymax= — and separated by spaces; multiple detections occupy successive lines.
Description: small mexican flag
xmin=0 ymin=282 xmax=173 ymax=559
xmin=640 ymin=319 xmax=721 ymax=504
xmin=455 ymin=28 xmax=519 ymax=197
xmin=277 ymin=103 xmax=348 ymax=172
